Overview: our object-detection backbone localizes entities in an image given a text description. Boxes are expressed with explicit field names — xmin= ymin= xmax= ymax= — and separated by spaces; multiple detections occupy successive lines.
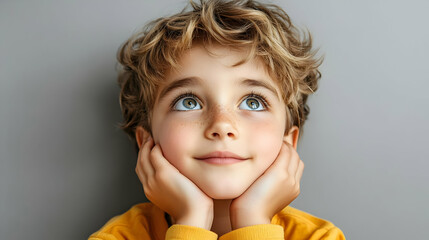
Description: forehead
xmin=179 ymin=44 xmax=265 ymax=71
xmin=163 ymin=44 xmax=278 ymax=88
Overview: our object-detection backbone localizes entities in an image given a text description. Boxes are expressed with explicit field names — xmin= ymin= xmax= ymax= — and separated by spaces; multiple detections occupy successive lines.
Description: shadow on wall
xmin=79 ymin=68 xmax=148 ymax=238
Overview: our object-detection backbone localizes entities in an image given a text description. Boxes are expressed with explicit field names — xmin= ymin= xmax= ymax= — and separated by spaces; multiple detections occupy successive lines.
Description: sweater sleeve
xmin=219 ymin=224 xmax=284 ymax=240
xmin=217 ymin=224 xmax=345 ymax=240
xmin=88 ymin=223 xmax=153 ymax=240
xmin=89 ymin=224 xmax=218 ymax=240
xmin=166 ymin=225 xmax=218 ymax=240
xmin=319 ymin=227 xmax=345 ymax=240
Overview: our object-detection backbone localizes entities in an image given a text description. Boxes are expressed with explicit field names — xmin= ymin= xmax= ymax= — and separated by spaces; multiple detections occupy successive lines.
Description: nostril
xmin=208 ymin=131 xmax=236 ymax=139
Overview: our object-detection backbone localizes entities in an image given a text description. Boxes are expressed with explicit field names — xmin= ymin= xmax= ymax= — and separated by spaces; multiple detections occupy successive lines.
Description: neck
xmin=210 ymin=199 xmax=233 ymax=236
xmin=167 ymin=199 xmax=233 ymax=236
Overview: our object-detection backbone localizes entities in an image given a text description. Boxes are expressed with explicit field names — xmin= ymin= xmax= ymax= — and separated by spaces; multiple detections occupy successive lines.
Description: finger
xmin=258 ymin=143 xmax=289 ymax=181
xmin=149 ymin=144 xmax=172 ymax=171
xmin=139 ymin=137 xmax=155 ymax=178
xmin=295 ymin=159 xmax=304 ymax=181
xmin=285 ymin=143 xmax=299 ymax=176
xmin=135 ymin=160 xmax=147 ymax=187
xmin=271 ymin=141 xmax=292 ymax=170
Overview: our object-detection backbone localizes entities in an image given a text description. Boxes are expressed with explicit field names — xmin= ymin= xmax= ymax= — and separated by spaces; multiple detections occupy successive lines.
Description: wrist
xmin=230 ymin=209 xmax=271 ymax=230
xmin=175 ymin=204 xmax=214 ymax=230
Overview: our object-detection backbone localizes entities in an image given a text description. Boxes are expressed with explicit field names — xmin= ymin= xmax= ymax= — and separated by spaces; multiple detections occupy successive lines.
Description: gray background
xmin=1 ymin=0 xmax=428 ymax=239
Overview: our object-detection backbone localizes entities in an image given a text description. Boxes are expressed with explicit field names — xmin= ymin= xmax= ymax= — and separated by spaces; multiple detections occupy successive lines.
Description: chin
xmin=202 ymin=183 xmax=248 ymax=200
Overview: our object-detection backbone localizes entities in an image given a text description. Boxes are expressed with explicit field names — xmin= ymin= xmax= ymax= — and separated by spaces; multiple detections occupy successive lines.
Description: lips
xmin=195 ymin=151 xmax=248 ymax=165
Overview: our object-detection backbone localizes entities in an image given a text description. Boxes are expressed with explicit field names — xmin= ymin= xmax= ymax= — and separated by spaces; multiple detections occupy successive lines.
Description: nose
xmin=204 ymin=107 xmax=239 ymax=140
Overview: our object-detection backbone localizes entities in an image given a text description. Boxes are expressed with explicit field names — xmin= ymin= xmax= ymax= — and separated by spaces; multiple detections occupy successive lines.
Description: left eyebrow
xmin=240 ymin=79 xmax=280 ymax=99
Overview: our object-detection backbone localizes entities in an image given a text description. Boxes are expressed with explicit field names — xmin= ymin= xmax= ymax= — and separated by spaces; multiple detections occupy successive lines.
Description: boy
xmin=89 ymin=0 xmax=345 ymax=239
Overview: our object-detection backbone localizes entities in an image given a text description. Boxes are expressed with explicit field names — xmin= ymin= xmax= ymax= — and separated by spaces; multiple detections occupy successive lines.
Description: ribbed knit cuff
xmin=165 ymin=224 xmax=218 ymax=240
xmin=219 ymin=224 xmax=284 ymax=240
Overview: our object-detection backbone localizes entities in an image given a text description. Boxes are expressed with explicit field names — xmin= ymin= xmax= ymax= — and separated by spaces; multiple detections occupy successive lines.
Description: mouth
xmin=195 ymin=151 xmax=248 ymax=165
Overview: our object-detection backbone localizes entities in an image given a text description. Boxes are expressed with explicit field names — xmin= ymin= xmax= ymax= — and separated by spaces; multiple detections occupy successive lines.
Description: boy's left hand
xmin=229 ymin=141 xmax=304 ymax=229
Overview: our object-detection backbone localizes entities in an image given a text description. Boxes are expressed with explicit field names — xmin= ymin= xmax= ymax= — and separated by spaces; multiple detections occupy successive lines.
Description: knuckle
xmin=144 ymin=190 xmax=153 ymax=201
xmin=143 ymin=182 xmax=152 ymax=192
xmin=147 ymin=178 xmax=157 ymax=191
xmin=295 ymin=188 xmax=301 ymax=197
xmin=295 ymin=183 xmax=301 ymax=192
xmin=137 ymin=156 xmax=146 ymax=167
xmin=141 ymin=182 xmax=148 ymax=192
xmin=149 ymin=148 xmax=157 ymax=159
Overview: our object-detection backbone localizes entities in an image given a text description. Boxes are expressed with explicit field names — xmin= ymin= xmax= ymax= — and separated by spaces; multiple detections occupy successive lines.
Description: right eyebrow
xmin=157 ymin=77 xmax=199 ymax=101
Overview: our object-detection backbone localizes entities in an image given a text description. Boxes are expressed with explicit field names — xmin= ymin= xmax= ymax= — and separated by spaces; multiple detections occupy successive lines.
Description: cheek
xmin=246 ymin=118 xmax=284 ymax=164
xmin=155 ymin=119 xmax=196 ymax=168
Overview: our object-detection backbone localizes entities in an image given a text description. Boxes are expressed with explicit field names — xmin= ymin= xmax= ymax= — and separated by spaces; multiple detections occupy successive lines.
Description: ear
xmin=135 ymin=126 xmax=151 ymax=150
xmin=283 ymin=126 xmax=299 ymax=150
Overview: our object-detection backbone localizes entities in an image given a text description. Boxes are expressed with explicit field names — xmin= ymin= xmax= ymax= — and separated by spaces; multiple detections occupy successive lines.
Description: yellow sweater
xmin=88 ymin=202 xmax=345 ymax=240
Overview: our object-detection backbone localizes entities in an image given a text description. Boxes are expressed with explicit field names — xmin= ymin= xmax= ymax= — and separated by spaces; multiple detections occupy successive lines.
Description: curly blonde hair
xmin=116 ymin=0 xmax=322 ymax=151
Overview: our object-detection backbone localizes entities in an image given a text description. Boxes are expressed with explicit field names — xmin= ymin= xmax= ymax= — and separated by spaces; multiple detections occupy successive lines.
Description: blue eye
xmin=239 ymin=97 xmax=265 ymax=111
xmin=173 ymin=97 xmax=202 ymax=111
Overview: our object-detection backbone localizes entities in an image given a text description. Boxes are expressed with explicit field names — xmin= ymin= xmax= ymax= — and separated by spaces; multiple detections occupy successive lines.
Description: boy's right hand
xmin=135 ymin=137 xmax=214 ymax=230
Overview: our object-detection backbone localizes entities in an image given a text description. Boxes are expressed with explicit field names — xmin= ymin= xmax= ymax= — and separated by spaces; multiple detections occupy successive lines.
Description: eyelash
xmin=169 ymin=91 xmax=270 ymax=110
xmin=170 ymin=92 xmax=200 ymax=110
xmin=246 ymin=91 xmax=270 ymax=109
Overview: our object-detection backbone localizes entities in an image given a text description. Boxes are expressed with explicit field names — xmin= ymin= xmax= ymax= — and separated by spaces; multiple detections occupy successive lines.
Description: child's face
xmin=148 ymin=44 xmax=297 ymax=199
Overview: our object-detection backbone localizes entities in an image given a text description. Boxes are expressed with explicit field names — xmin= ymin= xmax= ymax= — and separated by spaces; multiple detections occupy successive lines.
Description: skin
xmin=135 ymin=44 xmax=304 ymax=236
